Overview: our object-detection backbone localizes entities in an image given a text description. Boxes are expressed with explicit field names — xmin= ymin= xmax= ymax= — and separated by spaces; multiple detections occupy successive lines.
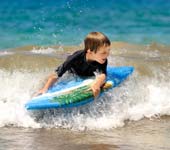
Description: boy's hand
xmin=34 ymin=73 xmax=58 ymax=97
xmin=90 ymin=82 xmax=101 ymax=98
xmin=90 ymin=73 xmax=106 ymax=98
xmin=34 ymin=88 xmax=48 ymax=97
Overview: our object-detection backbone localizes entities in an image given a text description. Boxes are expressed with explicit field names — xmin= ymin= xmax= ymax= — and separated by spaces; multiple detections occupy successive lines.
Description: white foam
xmin=0 ymin=51 xmax=14 ymax=56
xmin=0 ymin=69 xmax=46 ymax=128
xmin=30 ymin=46 xmax=64 ymax=54
xmin=31 ymin=47 xmax=56 ymax=54
xmin=0 ymin=69 xmax=169 ymax=131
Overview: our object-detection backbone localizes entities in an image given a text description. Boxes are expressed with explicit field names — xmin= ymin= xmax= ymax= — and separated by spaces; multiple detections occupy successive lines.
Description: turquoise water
xmin=0 ymin=0 xmax=170 ymax=49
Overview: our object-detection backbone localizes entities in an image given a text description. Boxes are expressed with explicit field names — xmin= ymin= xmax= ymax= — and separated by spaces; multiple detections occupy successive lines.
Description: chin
xmin=98 ymin=60 xmax=106 ymax=64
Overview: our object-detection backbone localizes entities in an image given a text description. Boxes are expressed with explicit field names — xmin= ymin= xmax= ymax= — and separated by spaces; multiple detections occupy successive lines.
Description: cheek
xmin=101 ymin=54 xmax=108 ymax=59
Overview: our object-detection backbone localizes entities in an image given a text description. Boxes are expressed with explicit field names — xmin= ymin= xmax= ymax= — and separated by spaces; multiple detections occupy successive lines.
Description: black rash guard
xmin=55 ymin=50 xmax=107 ymax=77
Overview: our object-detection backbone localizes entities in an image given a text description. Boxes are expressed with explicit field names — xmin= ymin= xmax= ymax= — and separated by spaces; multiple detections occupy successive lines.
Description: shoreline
xmin=1 ymin=41 xmax=170 ymax=52
xmin=0 ymin=116 xmax=170 ymax=150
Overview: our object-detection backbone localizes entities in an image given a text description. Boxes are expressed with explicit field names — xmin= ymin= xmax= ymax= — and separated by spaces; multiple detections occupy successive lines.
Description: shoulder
xmin=71 ymin=50 xmax=84 ymax=57
xmin=67 ymin=50 xmax=85 ymax=61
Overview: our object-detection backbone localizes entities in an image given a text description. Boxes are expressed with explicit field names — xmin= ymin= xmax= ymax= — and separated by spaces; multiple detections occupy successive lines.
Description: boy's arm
xmin=91 ymin=73 xmax=106 ymax=98
xmin=35 ymin=73 xmax=58 ymax=96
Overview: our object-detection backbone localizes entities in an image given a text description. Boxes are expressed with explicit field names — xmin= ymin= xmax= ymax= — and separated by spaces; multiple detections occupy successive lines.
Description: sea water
xmin=0 ymin=0 xmax=170 ymax=150
xmin=0 ymin=0 xmax=170 ymax=50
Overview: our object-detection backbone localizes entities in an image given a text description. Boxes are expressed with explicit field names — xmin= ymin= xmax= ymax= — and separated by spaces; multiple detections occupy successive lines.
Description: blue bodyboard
xmin=25 ymin=66 xmax=134 ymax=110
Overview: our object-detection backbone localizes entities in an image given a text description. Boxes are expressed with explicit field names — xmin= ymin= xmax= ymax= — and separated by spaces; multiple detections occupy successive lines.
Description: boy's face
xmin=90 ymin=45 xmax=110 ymax=64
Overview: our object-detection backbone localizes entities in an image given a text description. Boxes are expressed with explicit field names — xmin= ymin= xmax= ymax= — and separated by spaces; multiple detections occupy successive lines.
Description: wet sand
xmin=1 ymin=116 xmax=170 ymax=150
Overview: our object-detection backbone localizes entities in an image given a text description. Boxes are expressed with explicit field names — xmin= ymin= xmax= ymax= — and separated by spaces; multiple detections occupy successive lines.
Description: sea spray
xmin=0 ymin=69 xmax=46 ymax=128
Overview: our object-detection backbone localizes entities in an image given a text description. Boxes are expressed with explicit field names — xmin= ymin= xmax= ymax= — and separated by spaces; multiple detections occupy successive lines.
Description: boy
xmin=36 ymin=32 xmax=111 ymax=97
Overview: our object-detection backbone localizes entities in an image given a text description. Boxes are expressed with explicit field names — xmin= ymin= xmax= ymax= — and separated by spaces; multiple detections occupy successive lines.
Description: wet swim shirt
xmin=55 ymin=50 xmax=107 ymax=77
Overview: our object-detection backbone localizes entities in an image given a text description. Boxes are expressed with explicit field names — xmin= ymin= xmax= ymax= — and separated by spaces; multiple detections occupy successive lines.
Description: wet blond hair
xmin=84 ymin=32 xmax=111 ymax=53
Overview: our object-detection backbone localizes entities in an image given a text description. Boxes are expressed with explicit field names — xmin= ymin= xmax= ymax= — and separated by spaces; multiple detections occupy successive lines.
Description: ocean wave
xmin=0 ymin=42 xmax=169 ymax=130
xmin=0 ymin=69 xmax=169 ymax=130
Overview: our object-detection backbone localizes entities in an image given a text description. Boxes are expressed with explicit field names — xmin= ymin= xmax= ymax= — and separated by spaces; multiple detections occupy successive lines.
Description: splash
xmin=0 ymin=44 xmax=169 ymax=130
xmin=0 ymin=67 xmax=169 ymax=131
xmin=0 ymin=70 xmax=46 ymax=128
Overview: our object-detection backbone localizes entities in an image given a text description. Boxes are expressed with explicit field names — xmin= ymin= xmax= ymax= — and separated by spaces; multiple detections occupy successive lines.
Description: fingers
xmin=33 ymin=88 xmax=47 ymax=97
xmin=33 ymin=91 xmax=42 ymax=97
xmin=91 ymin=86 xmax=100 ymax=98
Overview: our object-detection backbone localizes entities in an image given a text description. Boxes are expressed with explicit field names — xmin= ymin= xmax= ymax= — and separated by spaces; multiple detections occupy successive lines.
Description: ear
xmin=87 ymin=49 xmax=92 ymax=53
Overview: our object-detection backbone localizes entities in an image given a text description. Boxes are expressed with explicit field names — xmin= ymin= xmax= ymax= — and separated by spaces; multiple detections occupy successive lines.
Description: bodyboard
xmin=25 ymin=66 xmax=134 ymax=110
